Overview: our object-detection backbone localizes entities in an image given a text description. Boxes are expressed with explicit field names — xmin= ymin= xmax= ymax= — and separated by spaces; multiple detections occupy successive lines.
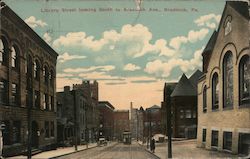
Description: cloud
xmin=43 ymin=32 xmax=52 ymax=44
xmin=25 ymin=16 xmax=47 ymax=28
xmin=78 ymin=71 xmax=124 ymax=81
xmin=64 ymin=65 xmax=115 ymax=73
xmin=53 ymin=24 xmax=176 ymax=58
xmin=57 ymin=73 xmax=74 ymax=78
xmin=194 ymin=13 xmax=221 ymax=29
xmin=144 ymin=47 xmax=204 ymax=78
xmin=124 ymin=63 xmax=141 ymax=71
xmin=58 ymin=52 xmax=86 ymax=63
xmin=169 ymin=29 xmax=209 ymax=49
xmin=105 ymin=82 xmax=127 ymax=85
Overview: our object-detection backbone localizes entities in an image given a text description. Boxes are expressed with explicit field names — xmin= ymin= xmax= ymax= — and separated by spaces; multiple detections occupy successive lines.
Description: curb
xmin=49 ymin=144 xmax=98 ymax=159
xmin=137 ymin=142 xmax=161 ymax=159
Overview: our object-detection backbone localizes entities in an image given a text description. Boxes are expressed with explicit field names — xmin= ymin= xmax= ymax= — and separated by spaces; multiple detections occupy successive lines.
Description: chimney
xmin=64 ymin=86 xmax=70 ymax=92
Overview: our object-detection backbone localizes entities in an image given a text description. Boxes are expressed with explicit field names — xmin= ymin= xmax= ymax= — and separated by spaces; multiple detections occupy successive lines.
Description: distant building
xmin=143 ymin=105 xmax=162 ymax=138
xmin=197 ymin=1 xmax=249 ymax=155
xmin=114 ymin=110 xmax=130 ymax=141
xmin=137 ymin=106 xmax=144 ymax=141
xmin=57 ymin=86 xmax=87 ymax=145
xmin=130 ymin=102 xmax=138 ymax=139
xmin=170 ymin=70 xmax=202 ymax=139
xmin=0 ymin=2 xmax=58 ymax=157
xmin=73 ymin=80 xmax=99 ymax=142
xmin=98 ymin=101 xmax=115 ymax=141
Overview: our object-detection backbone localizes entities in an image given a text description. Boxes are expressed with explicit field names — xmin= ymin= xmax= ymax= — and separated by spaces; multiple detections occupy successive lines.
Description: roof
xmin=98 ymin=101 xmax=115 ymax=110
xmin=202 ymin=31 xmax=218 ymax=55
xmin=149 ymin=105 xmax=160 ymax=109
xmin=171 ymin=74 xmax=196 ymax=97
xmin=227 ymin=1 xmax=249 ymax=20
xmin=189 ymin=70 xmax=203 ymax=90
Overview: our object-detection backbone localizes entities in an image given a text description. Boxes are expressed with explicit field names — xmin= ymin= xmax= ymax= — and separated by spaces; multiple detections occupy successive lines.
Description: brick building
xmin=114 ymin=110 xmax=130 ymax=141
xmin=73 ymin=80 xmax=99 ymax=142
xmin=98 ymin=101 xmax=115 ymax=141
xmin=197 ymin=1 xmax=250 ymax=155
xmin=0 ymin=2 xmax=58 ymax=157
xmin=161 ymin=82 xmax=177 ymax=136
xmin=56 ymin=86 xmax=87 ymax=146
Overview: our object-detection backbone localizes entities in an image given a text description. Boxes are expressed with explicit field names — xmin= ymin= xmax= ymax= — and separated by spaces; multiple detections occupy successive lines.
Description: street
xmin=56 ymin=142 xmax=158 ymax=159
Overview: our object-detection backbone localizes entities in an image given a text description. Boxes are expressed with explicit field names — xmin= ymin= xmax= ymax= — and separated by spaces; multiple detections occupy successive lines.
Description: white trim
xmin=211 ymin=127 xmax=220 ymax=131
xmin=222 ymin=128 xmax=234 ymax=132
xmin=237 ymin=128 xmax=250 ymax=133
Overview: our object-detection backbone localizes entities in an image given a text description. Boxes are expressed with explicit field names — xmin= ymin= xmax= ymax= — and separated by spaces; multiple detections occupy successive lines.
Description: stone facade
xmin=197 ymin=1 xmax=250 ymax=155
xmin=73 ymin=80 xmax=100 ymax=142
xmin=113 ymin=110 xmax=130 ymax=141
xmin=0 ymin=3 xmax=58 ymax=157
xmin=98 ymin=101 xmax=115 ymax=141
xmin=57 ymin=86 xmax=87 ymax=145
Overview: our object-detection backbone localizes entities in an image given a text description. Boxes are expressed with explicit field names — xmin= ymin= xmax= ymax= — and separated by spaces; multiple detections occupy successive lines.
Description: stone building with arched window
xmin=197 ymin=1 xmax=249 ymax=156
xmin=0 ymin=2 xmax=58 ymax=157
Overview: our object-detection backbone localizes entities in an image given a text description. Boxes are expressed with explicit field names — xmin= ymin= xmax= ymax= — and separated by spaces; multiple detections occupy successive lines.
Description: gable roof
xmin=227 ymin=1 xmax=249 ymax=20
xmin=202 ymin=30 xmax=218 ymax=56
xmin=189 ymin=70 xmax=203 ymax=90
xmin=171 ymin=74 xmax=196 ymax=97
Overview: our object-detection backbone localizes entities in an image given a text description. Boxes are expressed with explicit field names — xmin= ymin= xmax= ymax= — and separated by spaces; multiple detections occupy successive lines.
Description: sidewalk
xmin=8 ymin=143 xmax=98 ymax=159
xmin=139 ymin=139 xmax=240 ymax=159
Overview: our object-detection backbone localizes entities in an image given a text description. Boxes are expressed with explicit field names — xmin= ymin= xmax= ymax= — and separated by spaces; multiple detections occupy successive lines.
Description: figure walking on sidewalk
xmin=150 ymin=138 xmax=155 ymax=153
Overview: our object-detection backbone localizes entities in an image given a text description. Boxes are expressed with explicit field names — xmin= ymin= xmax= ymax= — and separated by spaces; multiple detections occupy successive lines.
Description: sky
xmin=3 ymin=0 xmax=227 ymax=110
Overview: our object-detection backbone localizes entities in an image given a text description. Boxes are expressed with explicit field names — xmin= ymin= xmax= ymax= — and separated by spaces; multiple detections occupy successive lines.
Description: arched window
xmin=212 ymin=73 xmax=219 ymax=110
xmin=223 ymin=52 xmax=233 ymax=108
xmin=49 ymin=70 xmax=54 ymax=88
xmin=43 ymin=65 xmax=49 ymax=84
xmin=11 ymin=46 xmax=19 ymax=68
xmin=0 ymin=38 xmax=8 ymax=66
xmin=239 ymin=55 xmax=249 ymax=106
xmin=203 ymin=85 xmax=207 ymax=113
xmin=34 ymin=60 xmax=40 ymax=80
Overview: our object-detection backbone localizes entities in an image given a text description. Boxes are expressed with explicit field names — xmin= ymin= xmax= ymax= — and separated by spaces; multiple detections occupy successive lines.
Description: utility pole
xmin=27 ymin=75 xmax=32 ymax=159
xmin=73 ymin=90 xmax=78 ymax=151
xmin=166 ymin=85 xmax=172 ymax=158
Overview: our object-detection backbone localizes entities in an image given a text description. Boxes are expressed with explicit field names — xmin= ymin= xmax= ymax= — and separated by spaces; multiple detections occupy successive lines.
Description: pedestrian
xmin=0 ymin=128 xmax=3 ymax=159
xmin=150 ymin=138 xmax=155 ymax=153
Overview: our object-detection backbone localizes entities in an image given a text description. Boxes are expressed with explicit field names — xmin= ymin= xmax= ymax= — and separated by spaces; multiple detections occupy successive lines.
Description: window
xmin=238 ymin=133 xmax=250 ymax=155
xmin=0 ymin=38 xmax=8 ymax=66
xmin=185 ymin=110 xmax=192 ymax=118
xmin=13 ymin=121 xmax=21 ymax=143
xmin=11 ymin=83 xmax=18 ymax=106
xmin=3 ymin=121 xmax=11 ymax=145
xmin=45 ymin=121 xmax=49 ymax=138
xmin=202 ymin=129 xmax=206 ymax=142
xmin=223 ymin=131 xmax=232 ymax=151
xmin=192 ymin=110 xmax=197 ymax=118
xmin=180 ymin=109 xmax=184 ymax=119
xmin=34 ymin=91 xmax=40 ymax=109
xmin=50 ymin=121 xmax=54 ymax=137
xmin=203 ymin=86 xmax=207 ymax=113
xmin=42 ymin=94 xmax=49 ymax=110
xmin=50 ymin=70 xmax=54 ymax=88
xmin=223 ymin=52 xmax=233 ymax=108
xmin=43 ymin=66 xmax=49 ymax=85
xmin=225 ymin=21 xmax=232 ymax=36
xmin=11 ymin=46 xmax=18 ymax=68
xmin=212 ymin=73 xmax=219 ymax=110
xmin=239 ymin=55 xmax=250 ymax=106
xmin=211 ymin=130 xmax=219 ymax=147
xmin=34 ymin=60 xmax=40 ymax=80
xmin=0 ymin=79 xmax=8 ymax=104
xmin=50 ymin=96 xmax=54 ymax=111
